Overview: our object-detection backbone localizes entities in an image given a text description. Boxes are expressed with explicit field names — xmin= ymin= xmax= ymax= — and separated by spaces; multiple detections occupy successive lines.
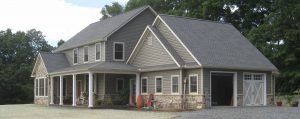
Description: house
xmin=31 ymin=6 xmax=278 ymax=109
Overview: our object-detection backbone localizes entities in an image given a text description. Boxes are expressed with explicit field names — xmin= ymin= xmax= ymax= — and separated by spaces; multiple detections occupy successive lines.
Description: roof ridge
xmin=159 ymin=14 xmax=231 ymax=25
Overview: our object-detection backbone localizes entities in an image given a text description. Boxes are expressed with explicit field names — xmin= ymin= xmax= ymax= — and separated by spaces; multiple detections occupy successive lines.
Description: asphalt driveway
xmin=0 ymin=104 xmax=299 ymax=119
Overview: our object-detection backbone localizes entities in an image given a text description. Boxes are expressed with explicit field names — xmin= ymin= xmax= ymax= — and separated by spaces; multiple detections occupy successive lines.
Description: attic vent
xmin=147 ymin=36 xmax=153 ymax=45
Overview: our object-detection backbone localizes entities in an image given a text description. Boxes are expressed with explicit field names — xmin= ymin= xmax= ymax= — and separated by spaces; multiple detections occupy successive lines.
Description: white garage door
xmin=244 ymin=73 xmax=265 ymax=106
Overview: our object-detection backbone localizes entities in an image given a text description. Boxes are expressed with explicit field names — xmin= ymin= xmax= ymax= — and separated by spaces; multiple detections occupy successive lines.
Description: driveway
xmin=0 ymin=104 xmax=300 ymax=119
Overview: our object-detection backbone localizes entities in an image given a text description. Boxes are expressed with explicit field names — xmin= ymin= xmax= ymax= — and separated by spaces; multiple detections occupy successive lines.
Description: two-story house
xmin=31 ymin=6 xmax=278 ymax=109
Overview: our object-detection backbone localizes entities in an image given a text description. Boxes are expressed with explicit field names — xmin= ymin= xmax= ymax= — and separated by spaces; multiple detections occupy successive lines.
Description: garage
xmin=211 ymin=72 xmax=235 ymax=106
xmin=243 ymin=73 xmax=266 ymax=106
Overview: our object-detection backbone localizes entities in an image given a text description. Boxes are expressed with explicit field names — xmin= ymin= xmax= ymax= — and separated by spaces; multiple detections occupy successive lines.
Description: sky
xmin=0 ymin=0 xmax=129 ymax=47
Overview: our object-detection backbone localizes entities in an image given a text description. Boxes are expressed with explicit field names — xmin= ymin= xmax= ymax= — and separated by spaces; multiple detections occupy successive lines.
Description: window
xmin=155 ymin=77 xmax=162 ymax=93
xmin=189 ymin=75 xmax=198 ymax=93
xmin=95 ymin=43 xmax=101 ymax=61
xmin=35 ymin=79 xmax=38 ymax=96
xmin=113 ymin=42 xmax=124 ymax=61
xmin=73 ymin=48 xmax=78 ymax=64
xmin=141 ymin=77 xmax=147 ymax=94
xmin=116 ymin=79 xmax=124 ymax=92
xmin=171 ymin=75 xmax=179 ymax=93
xmin=83 ymin=46 xmax=89 ymax=62
xmin=35 ymin=78 xmax=48 ymax=97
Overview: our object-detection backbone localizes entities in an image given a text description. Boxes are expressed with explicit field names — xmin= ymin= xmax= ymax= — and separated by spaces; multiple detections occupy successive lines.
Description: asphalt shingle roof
xmin=159 ymin=14 xmax=277 ymax=71
xmin=55 ymin=6 xmax=151 ymax=52
xmin=40 ymin=52 xmax=70 ymax=73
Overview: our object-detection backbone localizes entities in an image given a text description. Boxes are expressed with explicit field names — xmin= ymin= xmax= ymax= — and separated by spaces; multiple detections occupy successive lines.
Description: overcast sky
xmin=0 ymin=0 xmax=129 ymax=47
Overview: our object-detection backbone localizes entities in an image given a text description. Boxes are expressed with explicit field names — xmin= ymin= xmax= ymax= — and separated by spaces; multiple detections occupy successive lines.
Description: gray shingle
xmin=55 ymin=6 xmax=151 ymax=52
xmin=40 ymin=52 xmax=70 ymax=73
xmin=159 ymin=14 xmax=278 ymax=71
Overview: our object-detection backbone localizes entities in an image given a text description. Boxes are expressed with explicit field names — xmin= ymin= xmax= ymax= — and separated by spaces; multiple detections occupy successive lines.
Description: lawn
xmin=0 ymin=104 xmax=176 ymax=119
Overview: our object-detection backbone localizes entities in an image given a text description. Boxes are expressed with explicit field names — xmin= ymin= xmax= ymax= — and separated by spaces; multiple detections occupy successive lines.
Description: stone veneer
xmin=141 ymin=95 xmax=204 ymax=110
xmin=267 ymin=95 xmax=275 ymax=105
xmin=34 ymin=97 xmax=49 ymax=105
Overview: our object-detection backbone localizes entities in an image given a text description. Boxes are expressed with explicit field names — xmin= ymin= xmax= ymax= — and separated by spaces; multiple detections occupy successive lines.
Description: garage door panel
xmin=244 ymin=74 xmax=265 ymax=106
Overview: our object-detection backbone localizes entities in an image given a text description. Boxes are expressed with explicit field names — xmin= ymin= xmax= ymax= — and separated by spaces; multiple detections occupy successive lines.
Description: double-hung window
xmin=141 ymin=77 xmax=147 ymax=94
xmin=73 ymin=48 xmax=78 ymax=64
xmin=83 ymin=46 xmax=89 ymax=62
xmin=113 ymin=42 xmax=124 ymax=61
xmin=95 ymin=43 xmax=101 ymax=61
xmin=189 ymin=74 xmax=198 ymax=94
xmin=116 ymin=79 xmax=124 ymax=92
xmin=171 ymin=75 xmax=179 ymax=93
xmin=35 ymin=78 xmax=48 ymax=97
xmin=155 ymin=76 xmax=162 ymax=93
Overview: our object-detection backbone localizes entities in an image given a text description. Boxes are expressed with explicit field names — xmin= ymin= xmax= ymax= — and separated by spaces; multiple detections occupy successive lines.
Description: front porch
xmin=50 ymin=72 xmax=140 ymax=108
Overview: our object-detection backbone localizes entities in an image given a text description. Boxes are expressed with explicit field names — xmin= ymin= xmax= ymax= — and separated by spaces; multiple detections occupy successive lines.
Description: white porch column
xmin=135 ymin=73 xmax=140 ymax=101
xmin=88 ymin=72 xmax=94 ymax=108
xmin=72 ymin=74 xmax=77 ymax=106
xmin=50 ymin=76 xmax=54 ymax=105
xmin=59 ymin=75 xmax=63 ymax=105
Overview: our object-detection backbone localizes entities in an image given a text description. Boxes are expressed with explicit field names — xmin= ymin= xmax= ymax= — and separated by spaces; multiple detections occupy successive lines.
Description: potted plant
xmin=291 ymin=101 xmax=299 ymax=107
xmin=276 ymin=94 xmax=282 ymax=106
xmin=285 ymin=95 xmax=293 ymax=107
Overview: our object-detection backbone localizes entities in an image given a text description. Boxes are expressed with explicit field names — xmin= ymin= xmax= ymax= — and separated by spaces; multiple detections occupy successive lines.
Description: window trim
xmin=155 ymin=76 xmax=163 ymax=94
xmin=113 ymin=42 xmax=125 ymax=61
xmin=73 ymin=48 xmax=78 ymax=65
xmin=141 ymin=77 xmax=148 ymax=94
xmin=35 ymin=78 xmax=48 ymax=97
xmin=171 ymin=75 xmax=180 ymax=95
xmin=116 ymin=78 xmax=124 ymax=92
xmin=189 ymin=74 xmax=198 ymax=94
xmin=95 ymin=43 xmax=101 ymax=61
xmin=83 ymin=46 xmax=89 ymax=63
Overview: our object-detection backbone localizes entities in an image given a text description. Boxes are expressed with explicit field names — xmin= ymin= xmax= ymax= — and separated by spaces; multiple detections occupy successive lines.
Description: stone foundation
xmin=141 ymin=95 xmax=203 ymax=110
xmin=237 ymin=94 xmax=243 ymax=106
xmin=267 ymin=95 xmax=275 ymax=106
xmin=34 ymin=97 xmax=49 ymax=105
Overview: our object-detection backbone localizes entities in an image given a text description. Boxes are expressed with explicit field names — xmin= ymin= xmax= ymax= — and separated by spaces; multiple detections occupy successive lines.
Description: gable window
xmin=73 ymin=48 xmax=78 ymax=64
xmin=35 ymin=78 xmax=48 ymax=97
xmin=116 ymin=78 xmax=124 ymax=92
xmin=189 ymin=74 xmax=198 ymax=93
xmin=171 ymin=75 xmax=179 ymax=93
xmin=113 ymin=42 xmax=124 ymax=61
xmin=95 ymin=43 xmax=101 ymax=61
xmin=155 ymin=76 xmax=162 ymax=93
xmin=141 ymin=77 xmax=147 ymax=94
xmin=83 ymin=46 xmax=89 ymax=62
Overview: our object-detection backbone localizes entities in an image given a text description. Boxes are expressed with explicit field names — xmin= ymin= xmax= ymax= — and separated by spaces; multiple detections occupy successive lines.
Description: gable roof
xmin=158 ymin=14 xmax=278 ymax=71
xmin=127 ymin=25 xmax=183 ymax=67
xmin=55 ymin=5 xmax=156 ymax=52
xmin=40 ymin=52 xmax=70 ymax=73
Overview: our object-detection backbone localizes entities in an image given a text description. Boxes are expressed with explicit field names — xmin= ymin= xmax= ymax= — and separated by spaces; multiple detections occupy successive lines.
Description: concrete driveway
xmin=0 ymin=104 xmax=299 ymax=119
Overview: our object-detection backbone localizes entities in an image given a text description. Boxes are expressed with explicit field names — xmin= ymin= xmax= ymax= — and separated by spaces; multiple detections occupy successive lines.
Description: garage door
xmin=244 ymin=73 xmax=265 ymax=106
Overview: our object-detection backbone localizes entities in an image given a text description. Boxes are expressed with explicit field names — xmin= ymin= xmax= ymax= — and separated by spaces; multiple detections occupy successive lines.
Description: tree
xmin=57 ymin=39 xmax=65 ymax=47
xmin=0 ymin=29 xmax=53 ymax=104
xmin=100 ymin=2 xmax=124 ymax=20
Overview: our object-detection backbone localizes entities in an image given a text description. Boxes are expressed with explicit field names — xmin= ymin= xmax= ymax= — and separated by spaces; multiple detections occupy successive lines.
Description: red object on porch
xmin=136 ymin=95 xmax=144 ymax=109
xmin=147 ymin=94 xmax=154 ymax=107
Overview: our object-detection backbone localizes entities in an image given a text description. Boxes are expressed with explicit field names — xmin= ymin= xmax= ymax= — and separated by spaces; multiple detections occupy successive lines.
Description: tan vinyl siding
xmin=132 ymin=33 xmax=176 ymax=67
xmin=61 ymin=42 xmax=105 ymax=65
xmin=106 ymin=9 xmax=156 ymax=62
xmin=141 ymin=70 xmax=181 ymax=95
xmin=155 ymin=20 xmax=196 ymax=63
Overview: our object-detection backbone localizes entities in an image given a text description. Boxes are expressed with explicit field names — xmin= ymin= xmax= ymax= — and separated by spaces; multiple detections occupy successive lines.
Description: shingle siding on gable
xmin=61 ymin=42 xmax=105 ymax=65
xmin=155 ymin=20 xmax=196 ymax=64
xmin=105 ymin=9 xmax=155 ymax=62
xmin=35 ymin=58 xmax=48 ymax=78
xmin=131 ymin=33 xmax=176 ymax=67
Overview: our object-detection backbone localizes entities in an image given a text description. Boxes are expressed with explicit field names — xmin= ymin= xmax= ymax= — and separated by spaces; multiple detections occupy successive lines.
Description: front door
xmin=244 ymin=74 xmax=265 ymax=106
xmin=130 ymin=79 xmax=136 ymax=105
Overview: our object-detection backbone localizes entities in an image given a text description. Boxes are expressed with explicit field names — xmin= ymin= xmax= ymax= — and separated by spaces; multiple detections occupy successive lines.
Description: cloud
xmin=0 ymin=0 xmax=101 ymax=47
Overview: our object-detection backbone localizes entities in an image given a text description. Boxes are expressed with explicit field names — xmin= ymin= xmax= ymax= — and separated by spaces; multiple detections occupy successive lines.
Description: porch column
xmin=50 ymin=76 xmax=54 ymax=105
xmin=135 ymin=73 xmax=140 ymax=101
xmin=72 ymin=74 xmax=77 ymax=106
xmin=88 ymin=72 xmax=94 ymax=108
xmin=59 ymin=75 xmax=63 ymax=105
